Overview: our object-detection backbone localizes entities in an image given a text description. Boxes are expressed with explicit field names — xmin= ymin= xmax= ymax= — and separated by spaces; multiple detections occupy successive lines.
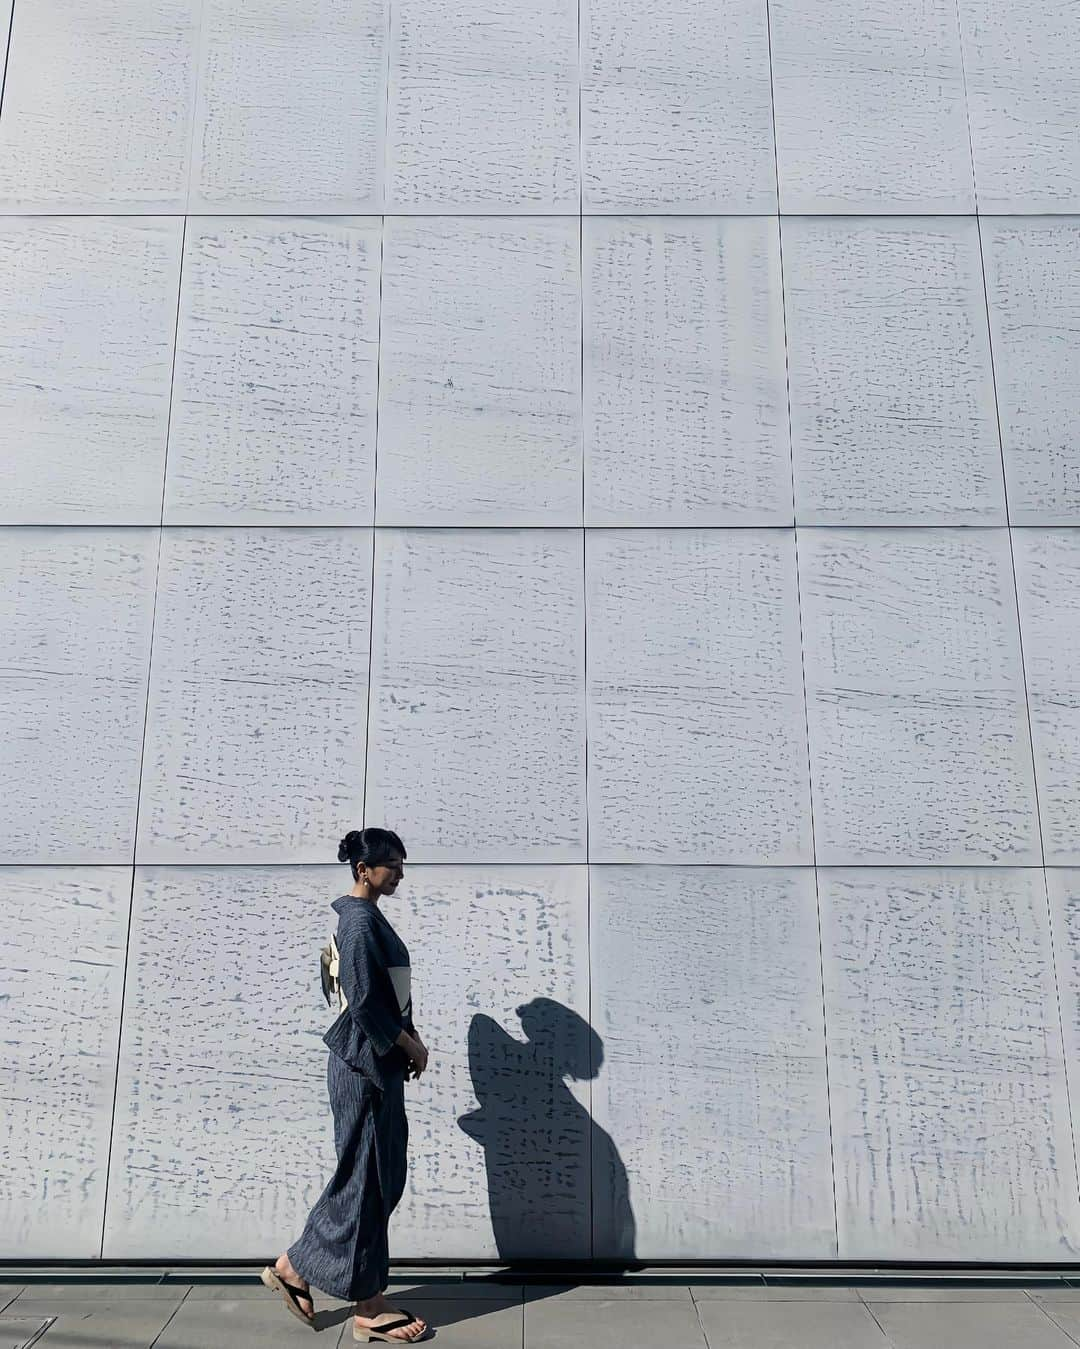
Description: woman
xmin=262 ymin=827 xmax=433 ymax=1343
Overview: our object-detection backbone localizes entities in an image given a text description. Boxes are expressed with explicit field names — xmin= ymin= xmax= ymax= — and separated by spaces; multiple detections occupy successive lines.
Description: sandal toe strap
xmin=374 ymin=1309 xmax=416 ymax=1330
xmin=282 ymin=1278 xmax=312 ymax=1307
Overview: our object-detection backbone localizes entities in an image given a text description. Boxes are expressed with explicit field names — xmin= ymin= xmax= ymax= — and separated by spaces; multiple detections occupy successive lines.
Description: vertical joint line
xmin=765 ymin=0 xmax=839 ymax=1257
xmin=0 ymin=0 xmax=16 ymax=124
xmin=577 ymin=0 xmax=593 ymax=1262
xmin=99 ymin=217 xmax=188 ymax=1257
xmin=952 ymin=0 xmax=980 ymax=215
xmin=762 ymin=0 xmax=783 ymax=222
xmin=158 ymin=217 xmax=188 ymax=529
xmin=974 ymin=217 xmax=1044 ymax=865
xmin=363 ymin=219 xmax=386 ymax=827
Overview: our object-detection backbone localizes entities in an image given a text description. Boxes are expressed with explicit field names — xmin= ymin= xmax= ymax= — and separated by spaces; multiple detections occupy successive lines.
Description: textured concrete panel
xmin=388 ymin=866 xmax=590 ymax=1258
xmin=800 ymin=528 xmax=1040 ymax=865
xmin=367 ymin=530 xmax=586 ymax=862
xmin=0 ymin=868 xmax=129 ymax=1258
xmin=771 ymin=0 xmax=974 ymax=213
xmin=983 ymin=220 xmax=1080 ymax=524
xmin=583 ymin=217 xmax=790 ymax=525
xmin=386 ymin=0 xmax=578 ymax=211
xmin=164 ymin=217 xmax=381 ymax=525
xmin=784 ymin=219 xmax=1003 ymax=525
xmin=1013 ymin=531 xmax=1080 ymax=863
xmin=589 ymin=866 xmax=834 ymax=1259
xmin=0 ymin=0 xmax=198 ymax=211
xmin=0 ymin=218 xmax=183 ymax=525
xmin=0 ymin=529 xmax=157 ymax=864
xmin=1047 ymin=871 xmax=1080 ymax=1160
xmin=377 ymin=219 xmax=581 ymax=525
xmin=103 ymin=867 xmax=334 ymax=1257
xmin=136 ymin=529 xmax=370 ymax=863
xmin=189 ymin=0 xmax=387 ymax=212
xmin=586 ymin=530 xmax=812 ymax=863
xmin=580 ymin=0 xmax=774 ymax=212
xmin=820 ymin=867 xmax=1080 ymax=1259
xmin=959 ymin=0 xmax=1080 ymax=212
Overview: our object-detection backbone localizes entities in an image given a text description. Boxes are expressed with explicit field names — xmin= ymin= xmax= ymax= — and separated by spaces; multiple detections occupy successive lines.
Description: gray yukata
xmin=289 ymin=896 xmax=414 ymax=1301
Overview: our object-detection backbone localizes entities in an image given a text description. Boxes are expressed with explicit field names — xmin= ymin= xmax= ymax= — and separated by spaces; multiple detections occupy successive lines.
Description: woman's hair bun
xmin=338 ymin=829 xmax=363 ymax=864
xmin=337 ymin=827 xmax=407 ymax=878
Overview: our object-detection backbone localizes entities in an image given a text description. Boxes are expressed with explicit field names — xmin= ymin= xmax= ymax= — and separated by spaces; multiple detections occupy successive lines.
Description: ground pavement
xmin=6 ymin=1267 xmax=1080 ymax=1347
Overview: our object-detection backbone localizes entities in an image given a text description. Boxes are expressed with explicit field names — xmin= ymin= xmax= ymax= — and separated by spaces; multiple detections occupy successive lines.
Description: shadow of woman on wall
xmin=457 ymin=997 xmax=636 ymax=1266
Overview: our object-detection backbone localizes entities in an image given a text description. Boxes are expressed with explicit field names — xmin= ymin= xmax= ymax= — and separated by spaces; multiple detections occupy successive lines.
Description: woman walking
xmin=262 ymin=827 xmax=433 ymax=1343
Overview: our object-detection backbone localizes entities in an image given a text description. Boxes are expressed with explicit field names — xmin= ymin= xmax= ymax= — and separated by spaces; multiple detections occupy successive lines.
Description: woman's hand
xmin=406 ymin=1033 xmax=429 ymax=1079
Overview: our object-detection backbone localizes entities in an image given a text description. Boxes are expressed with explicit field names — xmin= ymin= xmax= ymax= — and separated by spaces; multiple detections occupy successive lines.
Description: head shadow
xmin=456 ymin=997 xmax=636 ymax=1266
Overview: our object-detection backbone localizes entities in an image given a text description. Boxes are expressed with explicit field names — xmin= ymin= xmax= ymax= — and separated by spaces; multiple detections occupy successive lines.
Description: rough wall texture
xmin=2 ymin=0 xmax=1080 ymax=1264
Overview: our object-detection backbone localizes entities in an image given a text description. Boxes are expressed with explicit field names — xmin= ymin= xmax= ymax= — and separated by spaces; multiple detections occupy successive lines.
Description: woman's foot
xmin=273 ymin=1253 xmax=314 ymax=1320
xmin=353 ymin=1293 xmax=429 ymax=1341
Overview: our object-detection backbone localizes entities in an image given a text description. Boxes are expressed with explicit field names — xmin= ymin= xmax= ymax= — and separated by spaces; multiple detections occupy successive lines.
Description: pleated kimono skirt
xmin=288 ymin=1051 xmax=408 ymax=1301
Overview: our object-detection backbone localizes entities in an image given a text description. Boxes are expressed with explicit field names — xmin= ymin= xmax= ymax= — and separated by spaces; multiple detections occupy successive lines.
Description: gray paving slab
xmin=179 ymin=1282 xmax=273 ymax=1300
xmin=523 ymin=1282 xmax=692 ymax=1301
xmin=691 ymin=1284 xmax=862 ymax=1301
xmin=6 ymin=1297 xmax=186 ymax=1317
xmin=1 ymin=1300 xmax=181 ymax=1348
xmin=524 ymin=1298 xmax=706 ymax=1348
xmin=8 ymin=1285 xmax=180 ymax=1301
xmin=866 ymin=1299 xmax=1080 ymax=1348
xmin=706 ymin=1295 xmax=900 ymax=1349
xmin=188 ymin=1279 xmax=351 ymax=1309
xmin=699 ymin=1299 xmax=892 ymax=1347
xmin=182 ymin=1275 xmax=520 ymax=1299
xmin=397 ymin=1281 xmax=525 ymax=1300
xmin=858 ymin=1285 xmax=1042 ymax=1302
xmin=7 ymin=1277 xmax=1080 ymax=1349
xmin=1035 ymin=1300 xmax=1080 ymax=1342
xmin=155 ymin=1299 xmax=325 ymax=1347
xmin=339 ymin=1297 xmax=522 ymax=1349
xmin=0 ymin=1319 xmax=53 ymax=1349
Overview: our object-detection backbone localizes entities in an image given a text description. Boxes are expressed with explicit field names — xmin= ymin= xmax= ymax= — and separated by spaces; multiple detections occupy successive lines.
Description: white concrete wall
xmin=2 ymin=0 xmax=1080 ymax=1264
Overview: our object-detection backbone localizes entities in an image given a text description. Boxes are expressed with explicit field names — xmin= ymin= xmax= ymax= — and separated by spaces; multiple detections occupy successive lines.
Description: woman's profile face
xmin=363 ymin=853 xmax=405 ymax=895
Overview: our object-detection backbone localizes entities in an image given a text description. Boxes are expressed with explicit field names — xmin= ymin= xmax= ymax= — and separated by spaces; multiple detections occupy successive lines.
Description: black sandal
xmin=353 ymin=1306 xmax=433 ymax=1342
xmin=260 ymin=1265 xmax=315 ymax=1327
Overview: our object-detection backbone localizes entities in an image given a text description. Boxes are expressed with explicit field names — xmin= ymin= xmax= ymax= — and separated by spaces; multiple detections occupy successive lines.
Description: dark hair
xmin=338 ymin=827 xmax=407 ymax=880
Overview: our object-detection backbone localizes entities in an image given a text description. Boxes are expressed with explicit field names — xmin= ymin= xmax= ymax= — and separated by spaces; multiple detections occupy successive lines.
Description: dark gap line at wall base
xmin=5 ymin=522 xmax=1078 ymax=529
xmin=9 ymin=862 xmax=1080 ymax=870
xmin=7 ymin=1260 xmax=1080 ymax=1287
xmin=0 ymin=211 xmax=1073 ymax=220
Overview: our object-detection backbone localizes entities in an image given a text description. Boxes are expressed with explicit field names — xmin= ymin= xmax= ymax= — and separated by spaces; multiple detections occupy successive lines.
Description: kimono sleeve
xmin=337 ymin=918 xmax=402 ymax=1057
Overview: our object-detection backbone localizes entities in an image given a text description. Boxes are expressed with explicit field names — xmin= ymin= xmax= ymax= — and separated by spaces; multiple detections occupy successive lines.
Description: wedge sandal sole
xmin=260 ymin=1265 xmax=315 ymax=1328
xmin=352 ymin=1307 xmax=433 ymax=1342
